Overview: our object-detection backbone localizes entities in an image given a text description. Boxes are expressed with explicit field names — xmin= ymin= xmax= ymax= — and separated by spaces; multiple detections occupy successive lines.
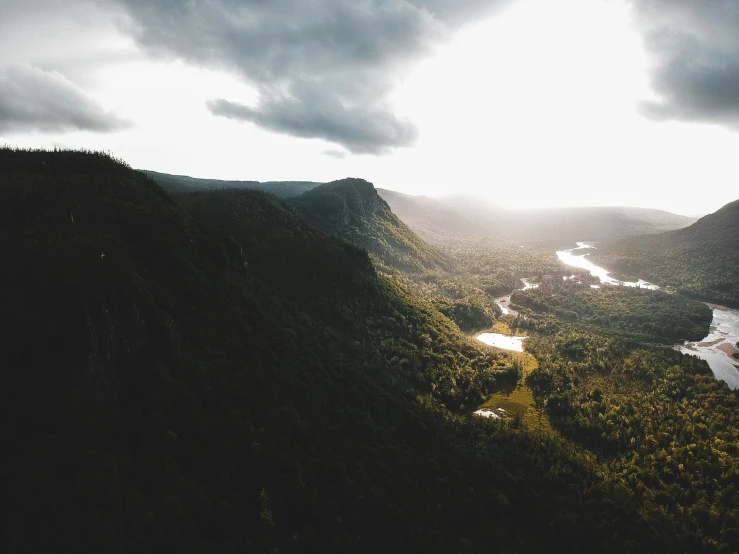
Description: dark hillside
xmin=144 ymin=168 xmax=320 ymax=197
xmin=1 ymin=149 xmax=670 ymax=553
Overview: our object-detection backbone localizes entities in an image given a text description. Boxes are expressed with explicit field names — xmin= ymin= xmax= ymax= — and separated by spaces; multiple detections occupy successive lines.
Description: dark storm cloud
xmin=0 ymin=64 xmax=129 ymax=134
xmin=111 ymin=0 xmax=513 ymax=153
xmin=207 ymin=82 xmax=417 ymax=154
xmin=631 ymin=0 xmax=739 ymax=128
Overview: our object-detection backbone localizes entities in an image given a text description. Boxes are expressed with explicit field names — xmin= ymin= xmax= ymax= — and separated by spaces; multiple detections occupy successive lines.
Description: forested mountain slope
xmin=592 ymin=199 xmax=739 ymax=307
xmin=2 ymin=148 xmax=669 ymax=553
xmin=144 ymin=169 xmax=321 ymax=197
xmin=378 ymin=189 xmax=695 ymax=245
xmin=292 ymin=178 xmax=451 ymax=273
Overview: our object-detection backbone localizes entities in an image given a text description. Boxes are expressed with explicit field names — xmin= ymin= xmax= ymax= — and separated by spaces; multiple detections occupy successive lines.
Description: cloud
xmin=111 ymin=0 xmax=512 ymax=153
xmin=0 ymin=63 xmax=129 ymax=134
xmin=323 ymin=149 xmax=348 ymax=159
xmin=207 ymin=80 xmax=417 ymax=154
xmin=631 ymin=0 xmax=739 ymax=128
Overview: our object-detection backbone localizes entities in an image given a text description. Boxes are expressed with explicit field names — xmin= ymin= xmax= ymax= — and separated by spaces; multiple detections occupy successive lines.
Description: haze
xmin=3 ymin=0 xmax=739 ymax=216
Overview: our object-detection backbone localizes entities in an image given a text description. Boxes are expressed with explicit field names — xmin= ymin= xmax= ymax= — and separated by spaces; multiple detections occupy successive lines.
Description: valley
xmin=9 ymin=4 xmax=739 ymax=553
xmin=3 ymin=148 xmax=739 ymax=553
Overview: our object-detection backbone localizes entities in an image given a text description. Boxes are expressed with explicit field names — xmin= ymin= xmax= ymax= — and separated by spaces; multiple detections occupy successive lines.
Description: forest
xmin=521 ymin=322 xmax=739 ymax=552
xmin=511 ymin=278 xmax=713 ymax=342
xmin=3 ymin=148 xmax=739 ymax=553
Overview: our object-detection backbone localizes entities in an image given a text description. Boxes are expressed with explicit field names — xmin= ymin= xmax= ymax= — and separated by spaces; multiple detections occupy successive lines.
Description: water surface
xmin=476 ymin=333 xmax=527 ymax=352
xmin=555 ymin=243 xmax=658 ymax=289
xmin=677 ymin=307 xmax=739 ymax=389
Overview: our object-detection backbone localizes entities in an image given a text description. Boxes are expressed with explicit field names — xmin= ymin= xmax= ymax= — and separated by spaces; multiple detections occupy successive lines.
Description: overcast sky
xmin=2 ymin=0 xmax=739 ymax=216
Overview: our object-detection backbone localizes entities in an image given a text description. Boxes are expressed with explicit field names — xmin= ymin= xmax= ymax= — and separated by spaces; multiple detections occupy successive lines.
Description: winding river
xmin=556 ymin=243 xmax=659 ymax=290
xmin=480 ymin=279 xmax=537 ymax=350
xmin=556 ymin=242 xmax=739 ymax=390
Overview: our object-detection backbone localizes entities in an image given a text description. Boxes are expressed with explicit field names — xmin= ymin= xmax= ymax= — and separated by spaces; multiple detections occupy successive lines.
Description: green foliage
xmin=522 ymin=326 xmax=739 ymax=552
xmin=431 ymin=296 xmax=497 ymax=332
xmin=512 ymin=278 xmax=713 ymax=342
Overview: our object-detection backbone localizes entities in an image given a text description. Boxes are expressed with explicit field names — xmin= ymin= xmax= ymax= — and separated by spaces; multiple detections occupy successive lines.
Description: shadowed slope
xmin=293 ymin=178 xmax=451 ymax=273
xmin=3 ymin=149 xmax=664 ymax=553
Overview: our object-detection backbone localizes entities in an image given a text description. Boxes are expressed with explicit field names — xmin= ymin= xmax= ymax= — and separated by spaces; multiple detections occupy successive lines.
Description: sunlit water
xmin=495 ymin=296 xmax=513 ymax=315
xmin=555 ymin=242 xmax=658 ymax=290
xmin=476 ymin=333 xmax=527 ymax=352
xmin=473 ymin=407 xmax=507 ymax=419
xmin=494 ymin=279 xmax=538 ymax=315
xmin=677 ymin=307 xmax=739 ymax=389
xmin=557 ymin=242 xmax=739 ymax=389
xmin=520 ymin=278 xmax=539 ymax=291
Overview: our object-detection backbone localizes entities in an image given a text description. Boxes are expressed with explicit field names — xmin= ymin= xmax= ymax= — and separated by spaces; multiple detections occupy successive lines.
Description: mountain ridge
xmin=143 ymin=169 xmax=322 ymax=197
xmin=591 ymin=198 xmax=739 ymax=307
xmin=378 ymin=189 xmax=697 ymax=245
xmin=292 ymin=178 xmax=452 ymax=273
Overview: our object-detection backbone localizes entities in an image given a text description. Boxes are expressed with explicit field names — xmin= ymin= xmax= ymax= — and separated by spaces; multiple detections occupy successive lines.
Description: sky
xmin=2 ymin=0 xmax=739 ymax=216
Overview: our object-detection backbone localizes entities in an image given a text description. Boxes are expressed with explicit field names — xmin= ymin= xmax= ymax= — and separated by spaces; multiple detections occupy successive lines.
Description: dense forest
xmin=592 ymin=200 xmax=739 ymax=307
xmin=521 ymin=322 xmax=739 ymax=552
xmin=3 ymin=148 xmax=739 ymax=553
xmin=511 ymin=278 xmax=713 ymax=342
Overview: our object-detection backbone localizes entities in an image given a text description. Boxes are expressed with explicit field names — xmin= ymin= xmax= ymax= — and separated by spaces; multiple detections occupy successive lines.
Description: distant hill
xmin=143 ymin=169 xmax=321 ymax=197
xmin=592 ymin=199 xmax=739 ymax=307
xmin=292 ymin=178 xmax=451 ymax=273
xmin=378 ymin=189 xmax=696 ymax=246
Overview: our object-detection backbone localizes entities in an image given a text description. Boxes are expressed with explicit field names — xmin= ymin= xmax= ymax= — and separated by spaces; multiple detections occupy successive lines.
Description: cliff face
xmin=294 ymin=178 xmax=383 ymax=226
xmin=291 ymin=178 xmax=452 ymax=273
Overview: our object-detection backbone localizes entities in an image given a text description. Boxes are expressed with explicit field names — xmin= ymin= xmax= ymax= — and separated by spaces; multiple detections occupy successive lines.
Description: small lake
xmin=476 ymin=332 xmax=527 ymax=352
xmin=557 ymin=242 xmax=739 ymax=389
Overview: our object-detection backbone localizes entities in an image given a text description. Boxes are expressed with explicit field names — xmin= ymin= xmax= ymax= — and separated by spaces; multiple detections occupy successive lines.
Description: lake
xmin=476 ymin=332 xmax=527 ymax=352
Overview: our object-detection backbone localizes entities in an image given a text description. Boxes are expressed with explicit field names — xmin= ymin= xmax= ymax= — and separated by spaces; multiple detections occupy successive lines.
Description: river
xmin=482 ymin=278 xmax=537 ymax=350
xmin=676 ymin=307 xmax=739 ymax=389
xmin=556 ymin=243 xmax=658 ymax=290
xmin=556 ymin=242 xmax=739 ymax=390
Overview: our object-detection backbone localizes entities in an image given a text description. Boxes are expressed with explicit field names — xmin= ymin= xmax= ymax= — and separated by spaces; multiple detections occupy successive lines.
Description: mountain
xmin=378 ymin=189 xmax=696 ymax=246
xmin=377 ymin=189 xmax=496 ymax=240
xmin=5 ymin=148 xmax=666 ymax=553
xmin=292 ymin=178 xmax=451 ymax=273
xmin=591 ymin=199 xmax=739 ymax=307
xmin=143 ymin=169 xmax=321 ymax=197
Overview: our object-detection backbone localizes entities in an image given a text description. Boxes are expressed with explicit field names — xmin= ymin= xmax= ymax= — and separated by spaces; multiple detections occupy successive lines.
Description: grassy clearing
xmin=478 ymin=352 xmax=552 ymax=433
